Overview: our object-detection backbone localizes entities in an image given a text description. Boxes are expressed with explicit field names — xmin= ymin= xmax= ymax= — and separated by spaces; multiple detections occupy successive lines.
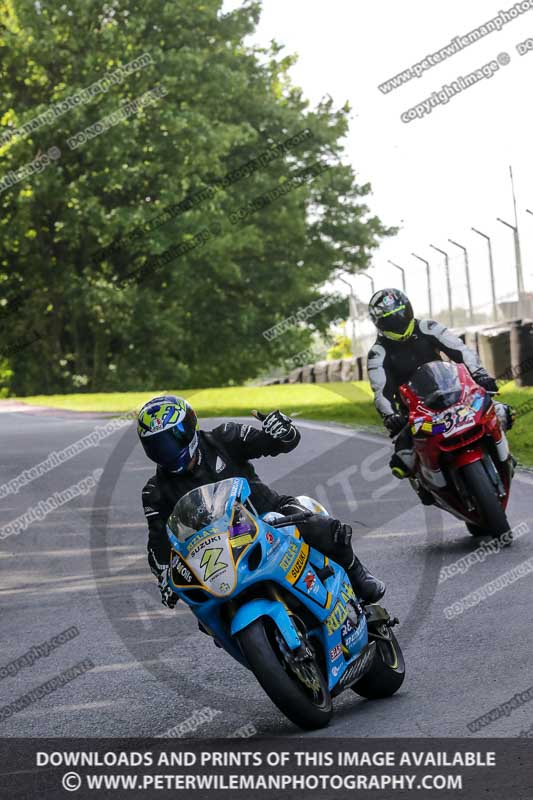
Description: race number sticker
xmin=441 ymin=405 xmax=476 ymax=438
xmin=184 ymin=533 xmax=236 ymax=596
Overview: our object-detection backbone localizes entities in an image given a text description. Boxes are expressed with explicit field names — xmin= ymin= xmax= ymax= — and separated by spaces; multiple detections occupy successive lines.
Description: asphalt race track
xmin=1 ymin=403 xmax=532 ymax=739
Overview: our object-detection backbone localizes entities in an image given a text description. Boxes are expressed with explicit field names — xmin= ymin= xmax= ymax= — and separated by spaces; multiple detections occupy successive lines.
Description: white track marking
xmin=295 ymin=419 xmax=385 ymax=444
xmin=366 ymin=530 xmax=426 ymax=539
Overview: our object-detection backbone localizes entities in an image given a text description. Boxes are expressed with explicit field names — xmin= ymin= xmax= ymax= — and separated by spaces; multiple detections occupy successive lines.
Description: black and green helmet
xmin=369 ymin=288 xmax=414 ymax=341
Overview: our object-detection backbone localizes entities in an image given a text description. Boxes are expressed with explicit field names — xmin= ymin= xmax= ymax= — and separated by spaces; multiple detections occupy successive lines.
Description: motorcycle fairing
xmin=400 ymin=362 xmax=512 ymax=521
xmin=166 ymin=477 xmax=370 ymax=692
xmin=169 ymin=503 xmax=260 ymax=598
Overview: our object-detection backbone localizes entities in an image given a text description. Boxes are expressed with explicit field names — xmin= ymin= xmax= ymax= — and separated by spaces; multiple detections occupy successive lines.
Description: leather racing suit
xmin=142 ymin=420 xmax=384 ymax=603
xmin=367 ymin=319 xmax=511 ymax=473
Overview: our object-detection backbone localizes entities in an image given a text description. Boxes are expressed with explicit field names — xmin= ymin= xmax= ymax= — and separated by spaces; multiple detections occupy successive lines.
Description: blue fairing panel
xmin=230 ymin=599 xmax=301 ymax=650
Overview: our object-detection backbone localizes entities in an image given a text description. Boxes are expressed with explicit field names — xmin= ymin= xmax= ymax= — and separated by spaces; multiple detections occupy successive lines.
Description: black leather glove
xmin=384 ymin=413 xmax=405 ymax=438
xmin=332 ymin=521 xmax=352 ymax=549
xmin=158 ymin=566 xmax=179 ymax=609
xmin=262 ymin=410 xmax=296 ymax=443
xmin=473 ymin=371 xmax=498 ymax=393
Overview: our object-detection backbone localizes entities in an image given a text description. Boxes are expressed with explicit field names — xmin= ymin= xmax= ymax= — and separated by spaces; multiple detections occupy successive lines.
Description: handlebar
xmin=268 ymin=511 xmax=313 ymax=528
xmin=390 ymin=422 xmax=411 ymax=441
xmin=390 ymin=422 xmax=410 ymax=440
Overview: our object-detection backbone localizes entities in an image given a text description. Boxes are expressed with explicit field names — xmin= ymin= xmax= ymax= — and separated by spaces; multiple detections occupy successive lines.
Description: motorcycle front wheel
xmin=461 ymin=461 xmax=511 ymax=540
xmin=237 ymin=617 xmax=332 ymax=730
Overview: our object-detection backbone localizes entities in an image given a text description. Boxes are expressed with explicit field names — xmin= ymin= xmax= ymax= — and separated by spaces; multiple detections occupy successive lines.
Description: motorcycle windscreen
xmin=168 ymin=478 xmax=237 ymax=542
xmin=408 ymin=361 xmax=463 ymax=411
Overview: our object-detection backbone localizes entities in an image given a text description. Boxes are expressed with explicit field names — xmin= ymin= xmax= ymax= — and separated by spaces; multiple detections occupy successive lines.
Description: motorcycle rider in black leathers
xmin=138 ymin=395 xmax=385 ymax=608
xmin=367 ymin=289 xmax=514 ymax=483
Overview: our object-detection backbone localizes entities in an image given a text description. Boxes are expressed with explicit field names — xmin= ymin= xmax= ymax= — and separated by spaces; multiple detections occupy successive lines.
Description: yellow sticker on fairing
xmin=280 ymin=540 xmax=299 ymax=571
xmin=286 ymin=544 xmax=309 ymax=585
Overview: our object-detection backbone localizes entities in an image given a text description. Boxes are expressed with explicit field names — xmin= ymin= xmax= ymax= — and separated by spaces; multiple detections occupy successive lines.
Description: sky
xmin=223 ymin=0 xmax=533 ymax=319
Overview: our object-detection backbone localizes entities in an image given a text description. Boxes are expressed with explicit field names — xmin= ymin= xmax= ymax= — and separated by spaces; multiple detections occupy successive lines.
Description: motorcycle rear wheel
xmin=352 ymin=627 xmax=405 ymax=699
xmin=461 ymin=461 xmax=511 ymax=539
xmin=237 ymin=618 xmax=332 ymax=730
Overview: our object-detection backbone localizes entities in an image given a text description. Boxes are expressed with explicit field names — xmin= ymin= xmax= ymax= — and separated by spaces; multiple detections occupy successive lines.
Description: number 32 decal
xmin=442 ymin=406 xmax=475 ymax=436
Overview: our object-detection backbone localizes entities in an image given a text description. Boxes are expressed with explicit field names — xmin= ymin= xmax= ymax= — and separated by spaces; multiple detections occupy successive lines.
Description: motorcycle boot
xmin=333 ymin=522 xmax=386 ymax=603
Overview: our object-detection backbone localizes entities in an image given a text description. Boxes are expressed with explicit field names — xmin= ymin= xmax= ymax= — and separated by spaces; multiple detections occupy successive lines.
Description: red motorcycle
xmin=398 ymin=361 xmax=513 ymax=539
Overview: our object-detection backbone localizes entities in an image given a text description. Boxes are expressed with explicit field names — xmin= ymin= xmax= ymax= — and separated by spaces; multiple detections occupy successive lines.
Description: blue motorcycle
xmin=167 ymin=477 xmax=404 ymax=730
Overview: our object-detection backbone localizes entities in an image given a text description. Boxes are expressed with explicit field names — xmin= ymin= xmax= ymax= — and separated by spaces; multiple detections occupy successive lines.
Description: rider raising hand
xmin=138 ymin=396 xmax=385 ymax=608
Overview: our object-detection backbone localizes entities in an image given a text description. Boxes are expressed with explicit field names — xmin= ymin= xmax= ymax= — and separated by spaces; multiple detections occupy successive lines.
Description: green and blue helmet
xmin=369 ymin=288 xmax=414 ymax=341
xmin=137 ymin=395 xmax=199 ymax=473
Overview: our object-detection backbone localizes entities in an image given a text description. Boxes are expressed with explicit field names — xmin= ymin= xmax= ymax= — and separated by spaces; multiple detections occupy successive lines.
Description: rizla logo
xmin=200 ymin=548 xmax=228 ymax=581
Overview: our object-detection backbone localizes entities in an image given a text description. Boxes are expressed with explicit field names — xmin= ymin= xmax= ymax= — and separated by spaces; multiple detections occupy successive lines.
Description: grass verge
xmin=16 ymin=381 xmax=533 ymax=465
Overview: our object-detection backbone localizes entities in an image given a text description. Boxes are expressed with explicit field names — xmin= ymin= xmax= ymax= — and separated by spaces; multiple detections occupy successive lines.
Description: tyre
xmin=461 ymin=461 xmax=511 ymax=540
xmin=352 ymin=627 xmax=405 ymax=700
xmin=237 ymin=617 xmax=332 ymax=730
xmin=466 ymin=522 xmax=489 ymax=537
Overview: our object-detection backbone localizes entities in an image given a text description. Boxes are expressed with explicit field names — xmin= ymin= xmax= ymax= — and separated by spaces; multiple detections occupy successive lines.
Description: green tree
xmin=0 ymin=0 xmax=395 ymax=395
xmin=327 ymin=333 xmax=352 ymax=360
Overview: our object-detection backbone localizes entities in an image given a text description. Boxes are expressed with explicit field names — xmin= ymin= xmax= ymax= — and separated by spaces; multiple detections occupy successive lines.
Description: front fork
xmin=448 ymin=450 xmax=509 ymax=512
xmin=482 ymin=453 xmax=507 ymax=498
